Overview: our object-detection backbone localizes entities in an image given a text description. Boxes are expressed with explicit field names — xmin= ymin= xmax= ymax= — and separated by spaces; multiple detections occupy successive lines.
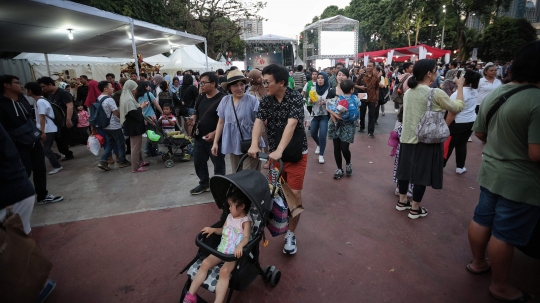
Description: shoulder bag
xmin=415 ymin=88 xmax=450 ymax=143
xmin=230 ymin=97 xmax=252 ymax=154
xmin=8 ymin=103 xmax=41 ymax=146
xmin=271 ymin=99 xmax=303 ymax=163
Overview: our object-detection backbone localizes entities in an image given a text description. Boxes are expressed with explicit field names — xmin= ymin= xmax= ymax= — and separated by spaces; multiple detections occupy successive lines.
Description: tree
xmin=347 ymin=0 xmax=385 ymax=52
xmin=320 ymin=5 xmax=345 ymax=19
xmin=479 ymin=17 xmax=537 ymax=62
xmin=185 ymin=0 xmax=266 ymax=58
xmin=460 ymin=27 xmax=479 ymax=60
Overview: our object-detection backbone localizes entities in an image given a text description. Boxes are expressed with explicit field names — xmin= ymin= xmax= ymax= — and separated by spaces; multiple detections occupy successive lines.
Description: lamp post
xmin=441 ymin=5 xmax=446 ymax=49
xmin=428 ymin=22 xmax=437 ymax=46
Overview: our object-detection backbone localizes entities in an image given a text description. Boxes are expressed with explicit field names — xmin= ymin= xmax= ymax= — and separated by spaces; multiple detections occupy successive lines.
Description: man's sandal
xmin=396 ymin=200 xmax=412 ymax=211
xmin=408 ymin=207 xmax=428 ymax=219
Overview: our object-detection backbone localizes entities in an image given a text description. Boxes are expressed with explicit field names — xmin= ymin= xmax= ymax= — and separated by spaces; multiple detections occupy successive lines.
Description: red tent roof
xmin=357 ymin=44 xmax=451 ymax=62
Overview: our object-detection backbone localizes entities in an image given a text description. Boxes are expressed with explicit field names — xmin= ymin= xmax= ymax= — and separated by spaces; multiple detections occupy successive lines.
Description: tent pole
xmin=44 ymin=53 xmax=51 ymax=77
xmin=129 ymin=18 xmax=140 ymax=79
xmin=204 ymin=39 xmax=209 ymax=71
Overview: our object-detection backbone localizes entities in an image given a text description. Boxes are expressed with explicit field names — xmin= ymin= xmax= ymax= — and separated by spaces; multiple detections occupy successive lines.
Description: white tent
xmin=145 ymin=54 xmax=170 ymax=66
xmin=13 ymin=53 xmax=131 ymax=80
xmin=182 ymin=45 xmax=227 ymax=70
xmin=160 ymin=48 xmax=207 ymax=73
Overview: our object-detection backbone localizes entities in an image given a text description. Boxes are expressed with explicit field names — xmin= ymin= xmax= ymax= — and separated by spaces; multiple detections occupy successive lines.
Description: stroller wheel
xmin=262 ymin=265 xmax=273 ymax=282
xmin=165 ymin=160 xmax=174 ymax=168
xmin=270 ymin=269 xmax=281 ymax=287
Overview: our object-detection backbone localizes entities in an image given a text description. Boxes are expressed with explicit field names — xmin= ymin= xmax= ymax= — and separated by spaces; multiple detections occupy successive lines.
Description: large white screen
xmin=320 ymin=31 xmax=355 ymax=56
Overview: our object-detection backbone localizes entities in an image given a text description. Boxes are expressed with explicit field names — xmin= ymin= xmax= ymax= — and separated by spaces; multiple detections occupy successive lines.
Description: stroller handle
xmin=236 ymin=153 xmax=283 ymax=173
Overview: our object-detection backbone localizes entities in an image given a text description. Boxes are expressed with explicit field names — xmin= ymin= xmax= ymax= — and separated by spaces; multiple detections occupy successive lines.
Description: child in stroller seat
xmin=184 ymin=189 xmax=252 ymax=303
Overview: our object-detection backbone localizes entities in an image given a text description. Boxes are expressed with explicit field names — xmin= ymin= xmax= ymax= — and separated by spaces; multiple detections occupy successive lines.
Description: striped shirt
xmin=292 ymin=72 xmax=306 ymax=90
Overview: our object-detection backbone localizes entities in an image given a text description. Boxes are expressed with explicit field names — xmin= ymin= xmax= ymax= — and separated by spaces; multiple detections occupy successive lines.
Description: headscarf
xmin=316 ymin=72 xmax=329 ymax=96
xmin=84 ymin=80 xmax=100 ymax=108
xmin=152 ymin=74 xmax=165 ymax=86
xmin=247 ymin=69 xmax=266 ymax=100
xmin=119 ymin=80 xmax=140 ymax=125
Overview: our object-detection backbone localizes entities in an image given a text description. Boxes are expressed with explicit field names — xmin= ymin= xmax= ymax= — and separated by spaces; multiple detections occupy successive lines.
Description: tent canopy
xmin=358 ymin=44 xmax=451 ymax=62
xmin=0 ymin=0 xmax=205 ymax=58
xmin=161 ymin=45 xmax=225 ymax=72
xmin=13 ymin=53 xmax=132 ymax=66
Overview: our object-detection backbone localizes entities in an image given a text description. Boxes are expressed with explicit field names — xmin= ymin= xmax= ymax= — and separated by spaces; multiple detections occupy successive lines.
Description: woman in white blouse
xmin=476 ymin=62 xmax=502 ymax=113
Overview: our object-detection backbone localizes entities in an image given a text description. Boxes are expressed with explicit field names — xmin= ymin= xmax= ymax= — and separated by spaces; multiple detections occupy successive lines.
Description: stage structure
xmin=302 ymin=15 xmax=359 ymax=69
xmin=243 ymin=34 xmax=297 ymax=69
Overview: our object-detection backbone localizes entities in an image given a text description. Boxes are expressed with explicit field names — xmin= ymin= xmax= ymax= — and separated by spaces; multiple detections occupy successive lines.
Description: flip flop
xmin=139 ymin=161 xmax=150 ymax=167
xmin=490 ymin=291 xmax=532 ymax=302
xmin=132 ymin=167 xmax=148 ymax=173
xmin=466 ymin=262 xmax=491 ymax=274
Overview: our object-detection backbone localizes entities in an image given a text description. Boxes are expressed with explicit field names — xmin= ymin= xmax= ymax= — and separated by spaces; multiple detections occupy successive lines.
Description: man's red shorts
xmin=272 ymin=153 xmax=308 ymax=190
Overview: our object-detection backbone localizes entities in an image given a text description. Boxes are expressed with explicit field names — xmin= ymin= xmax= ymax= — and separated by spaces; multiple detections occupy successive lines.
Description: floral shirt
xmin=363 ymin=72 xmax=380 ymax=103
xmin=256 ymin=87 xmax=308 ymax=153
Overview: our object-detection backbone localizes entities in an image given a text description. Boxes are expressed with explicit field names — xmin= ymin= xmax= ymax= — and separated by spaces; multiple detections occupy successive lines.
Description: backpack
xmin=42 ymin=98 xmax=66 ymax=128
xmin=89 ymin=96 xmax=112 ymax=128
xmin=338 ymin=96 xmax=360 ymax=123
xmin=390 ymin=74 xmax=411 ymax=104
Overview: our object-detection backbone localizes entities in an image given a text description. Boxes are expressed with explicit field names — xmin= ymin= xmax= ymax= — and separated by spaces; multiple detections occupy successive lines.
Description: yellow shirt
xmin=401 ymin=84 xmax=465 ymax=144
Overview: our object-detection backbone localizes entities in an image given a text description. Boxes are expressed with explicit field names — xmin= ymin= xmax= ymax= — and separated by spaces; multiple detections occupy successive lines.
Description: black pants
xmin=193 ymin=138 xmax=226 ymax=187
xmin=55 ymin=126 xmax=73 ymax=157
xmin=366 ymin=102 xmax=377 ymax=134
xmin=398 ymin=180 xmax=426 ymax=202
xmin=444 ymin=122 xmax=474 ymax=168
xmin=17 ymin=142 xmax=48 ymax=201
xmin=359 ymin=102 xmax=367 ymax=130
xmin=333 ymin=139 xmax=351 ymax=169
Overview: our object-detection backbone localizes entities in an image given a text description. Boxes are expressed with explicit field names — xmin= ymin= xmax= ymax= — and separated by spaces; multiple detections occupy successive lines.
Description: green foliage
xmin=320 ymin=5 xmax=345 ymax=19
xmin=460 ymin=27 xmax=479 ymax=60
xmin=479 ymin=17 xmax=537 ymax=62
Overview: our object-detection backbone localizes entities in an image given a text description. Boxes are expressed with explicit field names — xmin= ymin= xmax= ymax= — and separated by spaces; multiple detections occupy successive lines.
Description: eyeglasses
xmin=262 ymin=80 xmax=273 ymax=87
xmin=199 ymin=81 xmax=211 ymax=86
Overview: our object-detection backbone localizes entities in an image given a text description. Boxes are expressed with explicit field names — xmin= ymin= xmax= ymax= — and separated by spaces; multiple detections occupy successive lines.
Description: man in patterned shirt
xmin=248 ymin=64 xmax=308 ymax=255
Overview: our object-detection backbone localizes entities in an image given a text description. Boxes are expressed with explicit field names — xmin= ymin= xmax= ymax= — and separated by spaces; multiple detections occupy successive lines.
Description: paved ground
xmin=31 ymin=111 xmax=540 ymax=303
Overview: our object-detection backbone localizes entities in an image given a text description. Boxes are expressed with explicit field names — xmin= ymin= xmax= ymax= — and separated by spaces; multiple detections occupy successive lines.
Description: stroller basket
xmin=144 ymin=116 xmax=192 ymax=167
xmin=179 ymin=154 xmax=284 ymax=303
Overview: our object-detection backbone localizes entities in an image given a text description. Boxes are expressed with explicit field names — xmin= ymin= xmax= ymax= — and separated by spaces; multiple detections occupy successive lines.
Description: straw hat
xmin=221 ymin=69 xmax=251 ymax=91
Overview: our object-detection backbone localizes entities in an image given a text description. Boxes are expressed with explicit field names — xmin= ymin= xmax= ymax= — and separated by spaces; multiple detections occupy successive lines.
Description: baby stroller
xmin=144 ymin=117 xmax=192 ymax=168
xmin=179 ymin=153 xmax=284 ymax=303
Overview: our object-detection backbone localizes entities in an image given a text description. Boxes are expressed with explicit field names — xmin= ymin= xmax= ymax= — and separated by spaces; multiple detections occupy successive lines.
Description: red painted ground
xmin=33 ymin=118 xmax=540 ymax=303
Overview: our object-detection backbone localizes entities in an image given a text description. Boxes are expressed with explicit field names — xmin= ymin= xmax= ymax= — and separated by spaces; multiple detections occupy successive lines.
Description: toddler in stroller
xmin=179 ymin=154 xmax=282 ymax=303
xmin=183 ymin=189 xmax=252 ymax=303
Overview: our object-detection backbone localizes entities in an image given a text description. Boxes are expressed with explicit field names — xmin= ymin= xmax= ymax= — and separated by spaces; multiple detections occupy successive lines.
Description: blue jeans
xmin=473 ymin=187 xmax=540 ymax=246
xmin=100 ymin=128 xmax=127 ymax=163
xmin=310 ymin=115 xmax=329 ymax=156
xmin=97 ymin=128 xmax=118 ymax=155
xmin=193 ymin=138 xmax=225 ymax=187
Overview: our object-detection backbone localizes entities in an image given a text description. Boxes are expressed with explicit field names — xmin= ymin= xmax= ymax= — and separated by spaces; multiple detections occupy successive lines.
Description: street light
xmin=428 ymin=22 xmax=437 ymax=46
xmin=441 ymin=5 xmax=446 ymax=49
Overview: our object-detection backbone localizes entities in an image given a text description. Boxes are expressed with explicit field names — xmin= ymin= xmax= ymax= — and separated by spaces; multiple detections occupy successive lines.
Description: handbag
xmin=271 ymin=100 xmax=304 ymax=163
xmin=415 ymin=88 xmax=450 ymax=144
xmin=230 ymin=97 xmax=252 ymax=154
xmin=9 ymin=119 xmax=42 ymax=146
xmin=267 ymin=169 xmax=289 ymax=237
xmin=0 ymin=210 xmax=52 ymax=302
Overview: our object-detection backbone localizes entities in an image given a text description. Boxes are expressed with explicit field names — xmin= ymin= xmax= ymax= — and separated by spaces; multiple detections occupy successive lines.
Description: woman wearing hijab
xmin=120 ymin=80 xmax=150 ymax=173
xmin=308 ymin=71 xmax=330 ymax=164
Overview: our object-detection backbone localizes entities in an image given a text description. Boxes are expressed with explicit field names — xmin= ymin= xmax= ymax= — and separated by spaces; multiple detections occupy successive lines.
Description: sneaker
xmin=48 ymin=167 xmax=63 ymax=175
xmin=38 ymin=279 xmax=56 ymax=303
xmin=190 ymin=185 xmax=210 ymax=195
xmin=182 ymin=293 xmax=197 ymax=303
xmin=368 ymin=133 xmax=375 ymax=138
xmin=358 ymin=128 xmax=365 ymax=133
xmin=118 ymin=161 xmax=131 ymax=168
xmin=456 ymin=167 xmax=467 ymax=174
xmin=37 ymin=195 xmax=64 ymax=205
xmin=408 ymin=207 xmax=428 ymax=219
xmin=345 ymin=163 xmax=352 ymax=176
xmin=283 ymin=230 xmax=297 ymax=254
xmin=333 ymin=168 xmax=344 ymax=179
xmin=468 ymin=137 xmax=472 ymax=142
xmin=98 ymin=161 xmax=111 ymax=171
xmin=61 ymin=155 xmax=74 ymax=161
xmin=58 ymin=154 xmax=66 ymax=161
xmin=318 ymin=155 xmax=325 ymax=164
xmin=315 ymin=146 xmax=320 ymax=154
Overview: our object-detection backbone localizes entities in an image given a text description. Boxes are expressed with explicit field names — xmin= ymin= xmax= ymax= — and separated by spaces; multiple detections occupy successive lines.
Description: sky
xmin=257 ymin=0 xmax=351 ymax=40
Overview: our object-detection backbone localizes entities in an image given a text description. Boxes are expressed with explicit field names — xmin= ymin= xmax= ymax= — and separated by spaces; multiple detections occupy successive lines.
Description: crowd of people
xmin=1 ymin=40 xmax=539 ymax=303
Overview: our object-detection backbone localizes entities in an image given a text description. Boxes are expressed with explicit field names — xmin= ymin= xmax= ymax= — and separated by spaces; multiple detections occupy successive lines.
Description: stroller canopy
xmin=210 ymin=170 xmax=272 ymax=215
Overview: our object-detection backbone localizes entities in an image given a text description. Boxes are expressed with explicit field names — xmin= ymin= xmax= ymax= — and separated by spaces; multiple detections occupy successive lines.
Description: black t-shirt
xmin=48 ymin=87 xmax=77 ymax=122
xmin=193 ymin=91 xmax=224 ymax=138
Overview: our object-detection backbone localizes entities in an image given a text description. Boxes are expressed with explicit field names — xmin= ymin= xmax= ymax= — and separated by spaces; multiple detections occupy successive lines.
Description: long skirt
xmin=396 ymin=142 xmax=444 ymax=189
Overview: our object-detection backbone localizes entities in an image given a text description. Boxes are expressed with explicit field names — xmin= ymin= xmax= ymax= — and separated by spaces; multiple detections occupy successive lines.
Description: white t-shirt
xmin=34 ymin=98 xmax=57 ymax=133
xmin=476 ymin=77 xmax=502 ymax=106
xmin=99 ymin=95 xmax=122 ymax=130
xmin=450 ymin=87 xmax=477 ymax=123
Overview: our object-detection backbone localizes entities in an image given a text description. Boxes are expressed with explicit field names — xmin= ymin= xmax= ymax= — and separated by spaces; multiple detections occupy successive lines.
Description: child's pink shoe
xmin=183 ymin=293 xmax=197 ymax=303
